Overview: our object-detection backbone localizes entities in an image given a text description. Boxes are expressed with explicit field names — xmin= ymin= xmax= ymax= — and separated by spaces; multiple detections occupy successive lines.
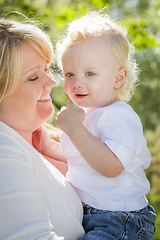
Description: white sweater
xmin=0 ymin=121 xmax=84 ymax=240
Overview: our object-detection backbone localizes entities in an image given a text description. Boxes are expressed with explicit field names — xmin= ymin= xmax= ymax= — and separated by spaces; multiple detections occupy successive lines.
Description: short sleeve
xmin=96 ymin=107 xmax=151 ymax=171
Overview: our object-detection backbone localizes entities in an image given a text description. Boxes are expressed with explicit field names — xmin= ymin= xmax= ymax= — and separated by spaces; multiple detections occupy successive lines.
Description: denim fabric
xmin=81 ymin=204 xmax=156 ymax=240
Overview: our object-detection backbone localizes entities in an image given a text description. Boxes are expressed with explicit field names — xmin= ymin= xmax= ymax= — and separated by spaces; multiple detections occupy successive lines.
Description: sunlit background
xmin=1 ymin=0 xmax=159 ymax=238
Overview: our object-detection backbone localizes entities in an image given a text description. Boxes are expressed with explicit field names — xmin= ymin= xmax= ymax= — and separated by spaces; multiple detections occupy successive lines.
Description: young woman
xmin=0 ymin=18 xmax=84 ymax=240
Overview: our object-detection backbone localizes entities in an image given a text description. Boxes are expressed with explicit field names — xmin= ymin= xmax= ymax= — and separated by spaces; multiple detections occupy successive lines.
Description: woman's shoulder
xmin=0 ymin=121 xmax=24 ymax=150
xmin=0 ymin=121 xmax=36 ymax=168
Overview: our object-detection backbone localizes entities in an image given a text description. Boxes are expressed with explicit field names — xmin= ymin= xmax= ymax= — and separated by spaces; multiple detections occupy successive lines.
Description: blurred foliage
xmin=0 ymin=0 xmax=160 ymax=238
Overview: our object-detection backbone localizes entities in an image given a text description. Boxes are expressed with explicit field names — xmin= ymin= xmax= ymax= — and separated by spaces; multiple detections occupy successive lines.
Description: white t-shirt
xmin=60 ymin=101 xmax=151 ymax=211
xmin=0 ymin=121 xmax=84 ymax=240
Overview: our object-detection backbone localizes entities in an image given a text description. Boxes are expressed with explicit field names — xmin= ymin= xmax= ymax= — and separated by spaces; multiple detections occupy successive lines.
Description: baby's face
xmin=62 ymin=37 xmax=123 ymax=111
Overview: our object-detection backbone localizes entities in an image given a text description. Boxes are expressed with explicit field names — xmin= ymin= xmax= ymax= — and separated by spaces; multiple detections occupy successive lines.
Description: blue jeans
xmin=81 ymin=203 xmax=156 ymax=240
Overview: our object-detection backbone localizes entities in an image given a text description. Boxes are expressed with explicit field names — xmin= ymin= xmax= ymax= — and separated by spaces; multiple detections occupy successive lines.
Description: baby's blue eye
xmin=86 ymin=72 xmax=94 ymax=76
xmin=66 ymin=72 xmax=74 ymax=77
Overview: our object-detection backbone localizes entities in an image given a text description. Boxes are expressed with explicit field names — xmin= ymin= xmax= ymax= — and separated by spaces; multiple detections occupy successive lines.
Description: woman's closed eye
xmin=29 ymin=67 xmax=51 ymax=81
xmin=86 ymin=72 xmax=94 ymax=76
xmin=29 ymin=76 xmax=39 ymax=81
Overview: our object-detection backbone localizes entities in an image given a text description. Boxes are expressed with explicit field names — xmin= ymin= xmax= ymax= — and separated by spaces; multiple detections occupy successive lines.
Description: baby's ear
xmin=114 ymin=67 xmax=126 ymax=89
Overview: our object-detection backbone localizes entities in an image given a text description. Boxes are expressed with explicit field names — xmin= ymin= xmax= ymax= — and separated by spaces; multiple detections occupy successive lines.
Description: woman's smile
xmin=37 ymin=95 xmax=52 ymax=102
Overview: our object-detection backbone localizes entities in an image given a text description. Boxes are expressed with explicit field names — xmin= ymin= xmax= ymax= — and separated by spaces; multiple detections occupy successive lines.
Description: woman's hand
xmin=32 ymin=125 xmax=52 ymax=154
xmin=32 ymin=126 xmax=68 ymax=176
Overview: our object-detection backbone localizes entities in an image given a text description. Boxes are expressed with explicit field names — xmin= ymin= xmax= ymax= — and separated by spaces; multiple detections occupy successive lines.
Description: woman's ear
xmin=114 ymin=67 xmax=127 ymax=89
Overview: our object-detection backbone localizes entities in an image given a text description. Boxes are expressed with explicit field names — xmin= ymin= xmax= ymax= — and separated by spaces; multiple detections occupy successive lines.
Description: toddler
xmin=53 ymin=11 xmax=156 ymax=239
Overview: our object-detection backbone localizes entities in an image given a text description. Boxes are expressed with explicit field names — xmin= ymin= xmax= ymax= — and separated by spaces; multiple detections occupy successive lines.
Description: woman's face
xmin=0 ymin=43 xmax=56 ymax=133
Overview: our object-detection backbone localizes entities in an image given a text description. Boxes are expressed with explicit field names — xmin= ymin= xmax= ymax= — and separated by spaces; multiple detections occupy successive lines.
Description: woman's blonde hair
xmin=56 ymin=11 xmax=139 ymax=101
xmin=0 ymin=18 xmax=53 ymax=101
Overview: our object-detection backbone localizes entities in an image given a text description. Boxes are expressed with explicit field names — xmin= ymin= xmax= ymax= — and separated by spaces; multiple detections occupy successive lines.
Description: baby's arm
xmin=54 ymin=100 xmax=124 ymax=178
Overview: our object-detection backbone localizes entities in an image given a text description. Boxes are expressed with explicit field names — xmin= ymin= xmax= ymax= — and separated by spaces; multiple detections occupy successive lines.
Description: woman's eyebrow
xmin=23 ymin=65 xmax=41 ymax=76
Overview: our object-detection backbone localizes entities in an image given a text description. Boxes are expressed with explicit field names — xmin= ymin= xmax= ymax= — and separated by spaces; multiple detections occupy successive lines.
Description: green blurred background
xmin=1 ymin=0 xmax=159 ymax=238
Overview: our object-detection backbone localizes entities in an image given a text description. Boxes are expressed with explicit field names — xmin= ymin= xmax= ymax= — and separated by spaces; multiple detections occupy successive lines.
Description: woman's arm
xmin=41 ymin=153 xmax=68 ymax=176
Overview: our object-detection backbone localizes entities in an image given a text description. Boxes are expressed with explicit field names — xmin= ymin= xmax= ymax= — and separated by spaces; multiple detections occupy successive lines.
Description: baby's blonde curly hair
xmin=56 ymin=11 xmax=139 ymax=102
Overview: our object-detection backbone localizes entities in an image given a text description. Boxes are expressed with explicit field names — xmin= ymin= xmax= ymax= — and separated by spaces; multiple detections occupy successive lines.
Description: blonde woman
xmin=51 ymin=11 xmax=156 ymax=239
xmin=0 ymin=18 xmax=84 ymax=239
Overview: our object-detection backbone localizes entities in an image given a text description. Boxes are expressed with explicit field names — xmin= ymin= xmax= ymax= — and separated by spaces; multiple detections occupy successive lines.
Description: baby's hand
xmin=54 ymin=100 xmax=85 ymax=135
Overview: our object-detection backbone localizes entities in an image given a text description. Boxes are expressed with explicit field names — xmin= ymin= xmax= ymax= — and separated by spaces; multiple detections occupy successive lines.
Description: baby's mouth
xmin=75 ymin=94 xmax=88 ymax=98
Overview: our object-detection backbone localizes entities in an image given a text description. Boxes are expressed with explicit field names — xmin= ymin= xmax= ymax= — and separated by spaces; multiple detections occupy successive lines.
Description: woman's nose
xmin=44 ymin=72 xmax=56 ymax=88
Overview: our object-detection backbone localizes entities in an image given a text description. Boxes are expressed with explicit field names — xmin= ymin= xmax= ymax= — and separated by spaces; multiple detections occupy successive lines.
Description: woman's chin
xmin=41 ymin=106 xmax=55 ymax=120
